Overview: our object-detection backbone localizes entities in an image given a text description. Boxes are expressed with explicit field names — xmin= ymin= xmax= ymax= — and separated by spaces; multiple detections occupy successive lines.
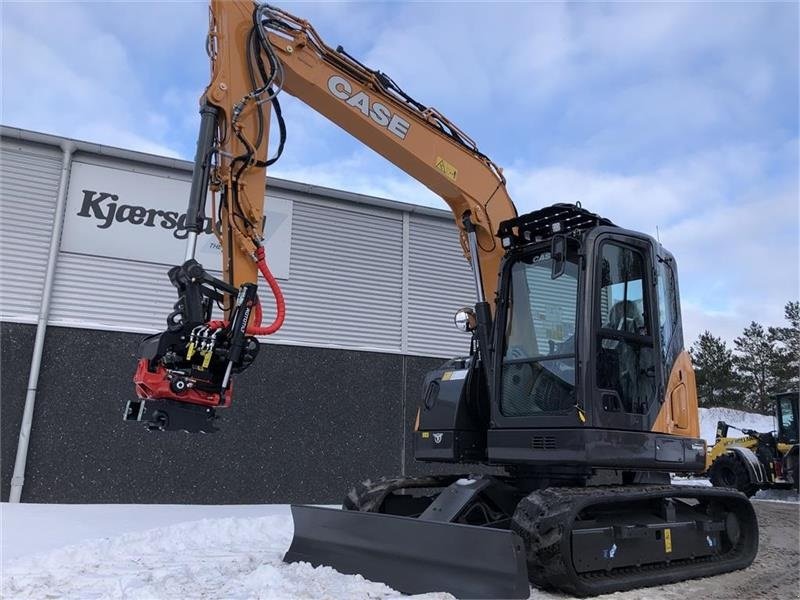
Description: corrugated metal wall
xmin=261 ymin=196 xmax=404 ymax=351
xmin=0 ymin=135 xmax=474 ymax=358
xmin=0 ymin=139 xmax=61 ymax=320
xmin=49 ymin=252 xmax=177 ymax=331
xmin=407 ymin=216 xmax=473 ymax=357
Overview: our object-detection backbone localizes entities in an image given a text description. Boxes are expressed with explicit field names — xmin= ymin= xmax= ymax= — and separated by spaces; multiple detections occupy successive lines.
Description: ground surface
xmin=2 ymin=496 xmax=798 ymax=600
xmin=3 ymin=407 xmax=797 ymax=598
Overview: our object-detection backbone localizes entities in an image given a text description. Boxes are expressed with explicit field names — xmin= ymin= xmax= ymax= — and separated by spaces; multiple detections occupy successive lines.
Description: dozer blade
xmin=284 ymin=505 xmax=530 ymax=599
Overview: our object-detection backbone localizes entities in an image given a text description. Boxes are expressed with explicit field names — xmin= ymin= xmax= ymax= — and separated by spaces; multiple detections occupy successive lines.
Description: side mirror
xmin=453 ymin=307 xmax=477 ymax=333
xmin=551 ymin=234 xmax=567 ymax=279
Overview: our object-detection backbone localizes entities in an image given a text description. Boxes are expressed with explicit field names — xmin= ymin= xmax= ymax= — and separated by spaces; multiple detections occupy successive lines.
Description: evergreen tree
xmin=733 ymin=321 xmax=779 ymax=413
xmin=767 ymin=301 xmax=800 ymax=389
xmin=690 ymin=331 xmax=741 ymax=408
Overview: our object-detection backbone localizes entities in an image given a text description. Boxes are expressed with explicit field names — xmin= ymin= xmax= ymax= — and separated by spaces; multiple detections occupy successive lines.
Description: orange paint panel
xmin=652 ymin=351 xmax=699 ymax=438
xmin=670 ymin=383 xmax=689 ymax=430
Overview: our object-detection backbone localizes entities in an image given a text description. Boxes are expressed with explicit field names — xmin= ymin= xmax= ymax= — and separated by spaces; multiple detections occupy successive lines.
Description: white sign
xmin=61 ymin=161 xmax=292 ymax=279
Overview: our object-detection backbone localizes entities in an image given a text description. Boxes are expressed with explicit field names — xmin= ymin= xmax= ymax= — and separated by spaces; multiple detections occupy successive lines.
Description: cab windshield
xmin=778 ymin=395 xmax=798 ymax=444
xmin=501 ymin=251 xmax=578 ymax=416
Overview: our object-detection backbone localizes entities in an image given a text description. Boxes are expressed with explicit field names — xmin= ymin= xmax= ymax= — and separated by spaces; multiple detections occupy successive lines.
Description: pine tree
xmin=690 ymin=331 xmax=741 ymax=408
xmin=733 ymin=321 xmax=779 ymax=413
xmin=767 ymin=301 xmax=800 ymax=390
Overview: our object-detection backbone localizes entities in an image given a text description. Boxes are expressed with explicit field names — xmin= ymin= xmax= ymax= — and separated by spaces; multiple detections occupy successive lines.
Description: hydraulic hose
xmin=248 ymin=245 xmax=285 ymax=335
xmin=208 ymin=245 xmax=285 ymax=335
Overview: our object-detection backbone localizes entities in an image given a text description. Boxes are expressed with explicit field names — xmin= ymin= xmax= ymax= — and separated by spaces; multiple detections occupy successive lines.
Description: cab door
xmin=590 ymin=234 xmax=660 ymax=431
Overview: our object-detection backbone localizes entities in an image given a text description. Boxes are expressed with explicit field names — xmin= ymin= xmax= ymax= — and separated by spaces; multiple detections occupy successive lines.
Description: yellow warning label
xmin=441 ymin=371 xmax=453 ymax=381
xmin=435 ymin=157 xmax=458 ymax=181
xmin=421 ymin=431 xmax=430 ymax=439
xmin=664 ymin=528 xmax=672 ymax=553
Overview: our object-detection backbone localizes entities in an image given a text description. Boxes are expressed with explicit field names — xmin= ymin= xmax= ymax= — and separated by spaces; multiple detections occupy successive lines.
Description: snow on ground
xmin=1 ymin=503 xmax=286 ymax=563
xmin=670 ymin=476 xmax=799 ymax=502
xmin=1 ymin=503 xmax=452 ymax=600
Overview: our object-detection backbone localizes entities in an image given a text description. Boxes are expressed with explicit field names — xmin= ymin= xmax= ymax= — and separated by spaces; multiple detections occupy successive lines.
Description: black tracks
xmin=511 ymin=485 xmax=759 ymax=597
xmin=344 ymin=478 xmax=759 ymax=597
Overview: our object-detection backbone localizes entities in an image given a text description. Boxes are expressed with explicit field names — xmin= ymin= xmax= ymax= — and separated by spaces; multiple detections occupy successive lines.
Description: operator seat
xmin=601 ymin=300 xmax=646 ymax=413
xmin=607 ymin=300 xmax=644 ymax=333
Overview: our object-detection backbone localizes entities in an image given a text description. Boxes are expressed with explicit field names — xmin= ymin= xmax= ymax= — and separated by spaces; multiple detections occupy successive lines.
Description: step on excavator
xmin=127 ymin=2 xmax=759 ymax=597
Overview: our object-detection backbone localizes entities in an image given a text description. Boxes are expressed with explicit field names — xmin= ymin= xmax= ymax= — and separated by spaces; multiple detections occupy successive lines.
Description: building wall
xmin=0 ymin=322 xmax=448 ymax=504
xmin=0 ymin=133 xmax=474 ymax=356
xmin=0 ymin=128 xmax=478 ymax=503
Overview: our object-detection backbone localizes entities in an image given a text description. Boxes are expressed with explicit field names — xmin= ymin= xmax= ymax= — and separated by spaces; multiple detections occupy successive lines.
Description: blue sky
xmin=2 ymin=1 xmax=798 ymax=345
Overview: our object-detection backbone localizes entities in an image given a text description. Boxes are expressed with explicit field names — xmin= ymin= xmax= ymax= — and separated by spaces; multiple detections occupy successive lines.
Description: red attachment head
xmin=133 ymin=359 xmax=232 ymax=409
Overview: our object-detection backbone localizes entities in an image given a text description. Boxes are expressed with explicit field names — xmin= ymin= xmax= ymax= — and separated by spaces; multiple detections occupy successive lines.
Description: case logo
xmin=433 ymin=432 xmax=444 ymax=444
xmin=327 ymin=75 xmax=410 ymax=140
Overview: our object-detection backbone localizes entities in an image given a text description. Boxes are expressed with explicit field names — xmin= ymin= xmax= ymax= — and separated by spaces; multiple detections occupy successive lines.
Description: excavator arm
xmin=128 ymin=0 xmax=516 ymax=431
xmin=206 ymin=1 xmax=516 ymax=302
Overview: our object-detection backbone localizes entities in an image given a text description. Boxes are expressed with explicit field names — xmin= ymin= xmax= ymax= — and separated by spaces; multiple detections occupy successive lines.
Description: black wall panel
xmin=1 ymin=322 xmax=445 ymax=504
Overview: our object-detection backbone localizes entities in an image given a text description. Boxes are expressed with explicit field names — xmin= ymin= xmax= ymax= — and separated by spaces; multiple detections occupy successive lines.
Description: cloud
xmin=1 ymin=3 xmax=191 ymax=157
xmin=504 ymin=139 xmax=798 ymax=345
xmin=270 ymin=150 xmax=444 ymax=210
xmin=662 ymin=182 xmax=798 ymax=343
xmin=3 ymin=0 xmax=796 ymax=350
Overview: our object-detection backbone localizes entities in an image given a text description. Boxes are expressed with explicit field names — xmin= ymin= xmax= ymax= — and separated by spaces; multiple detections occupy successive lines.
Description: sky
xmin=2 ymin=1 xmax=798 ymax=347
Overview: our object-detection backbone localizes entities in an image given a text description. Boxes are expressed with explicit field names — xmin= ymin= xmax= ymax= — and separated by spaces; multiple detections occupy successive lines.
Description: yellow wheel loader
xmin=707 ymin=392 xmax=799 ymax=497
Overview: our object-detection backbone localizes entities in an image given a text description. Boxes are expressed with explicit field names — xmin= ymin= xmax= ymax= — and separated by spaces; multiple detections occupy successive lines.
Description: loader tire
xmin=709 ymin=453 xmax=758 ymax=497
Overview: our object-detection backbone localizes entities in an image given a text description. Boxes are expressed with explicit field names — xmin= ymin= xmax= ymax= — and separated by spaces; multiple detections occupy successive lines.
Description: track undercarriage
xmin=285 ymin=474 xmax=759 ymax=598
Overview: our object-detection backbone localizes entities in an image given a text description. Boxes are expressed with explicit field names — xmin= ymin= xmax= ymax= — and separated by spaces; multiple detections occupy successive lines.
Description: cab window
xmin=778 ymin=396 xmax=798 ymax=444
xmin=500 ymin=251 xmax=578 ymax=417
xmin=656 ymin=258 xmax=678 ymax=360
xmin=596 ymin=243 xmax=656 ymax=414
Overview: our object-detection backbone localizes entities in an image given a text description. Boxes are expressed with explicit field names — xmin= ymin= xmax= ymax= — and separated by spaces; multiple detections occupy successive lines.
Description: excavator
xmin=126 ymin=2 xmax=759 ymax=597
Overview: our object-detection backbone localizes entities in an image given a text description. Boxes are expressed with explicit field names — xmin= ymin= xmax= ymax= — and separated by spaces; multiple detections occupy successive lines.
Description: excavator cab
xmin=415 ymin=204 xmax=705 ymax=476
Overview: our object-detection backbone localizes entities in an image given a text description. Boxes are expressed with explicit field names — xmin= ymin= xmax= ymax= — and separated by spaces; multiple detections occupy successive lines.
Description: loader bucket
xmin=283 ymin=505 xmax=530 ymax=599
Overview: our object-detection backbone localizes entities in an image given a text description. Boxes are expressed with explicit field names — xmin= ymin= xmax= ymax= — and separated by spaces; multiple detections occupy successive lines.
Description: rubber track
xmin=511 ymin=484 xmax=759 ymax=597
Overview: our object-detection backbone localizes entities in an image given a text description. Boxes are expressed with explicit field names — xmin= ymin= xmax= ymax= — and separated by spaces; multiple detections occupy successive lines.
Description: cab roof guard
xmin=498 ymin=203 xmax=614 ymax=250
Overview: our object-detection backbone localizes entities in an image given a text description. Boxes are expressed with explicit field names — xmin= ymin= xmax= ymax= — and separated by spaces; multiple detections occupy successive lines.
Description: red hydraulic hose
xmin=247 ymin=245 xmax=285 ymax=335
xmin=207 ymin=246 xmax=285 ymax=335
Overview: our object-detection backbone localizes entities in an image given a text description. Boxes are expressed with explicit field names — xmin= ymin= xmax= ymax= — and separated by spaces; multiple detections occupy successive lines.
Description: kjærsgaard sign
xmin=61 ymin=161 xmax=292 ymax=279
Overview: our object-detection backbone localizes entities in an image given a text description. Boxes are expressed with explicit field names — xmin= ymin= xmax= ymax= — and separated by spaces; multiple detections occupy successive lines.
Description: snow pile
xmin=699 ymin=407 xmax=775 ymax=446
xmin=2 ymin=509 xmax=453 ymax=600
xmin=1 ymin=503 xmax=284 ymax=563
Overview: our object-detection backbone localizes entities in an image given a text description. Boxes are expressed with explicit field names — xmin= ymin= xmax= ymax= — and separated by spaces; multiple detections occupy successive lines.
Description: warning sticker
xmin=664 ymin=528 xmax=672 ymax=553
xmin=435 ymin=157 xmax=458 ymax=181
xmin=442 ymin=369 xmax=468 ymax=381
